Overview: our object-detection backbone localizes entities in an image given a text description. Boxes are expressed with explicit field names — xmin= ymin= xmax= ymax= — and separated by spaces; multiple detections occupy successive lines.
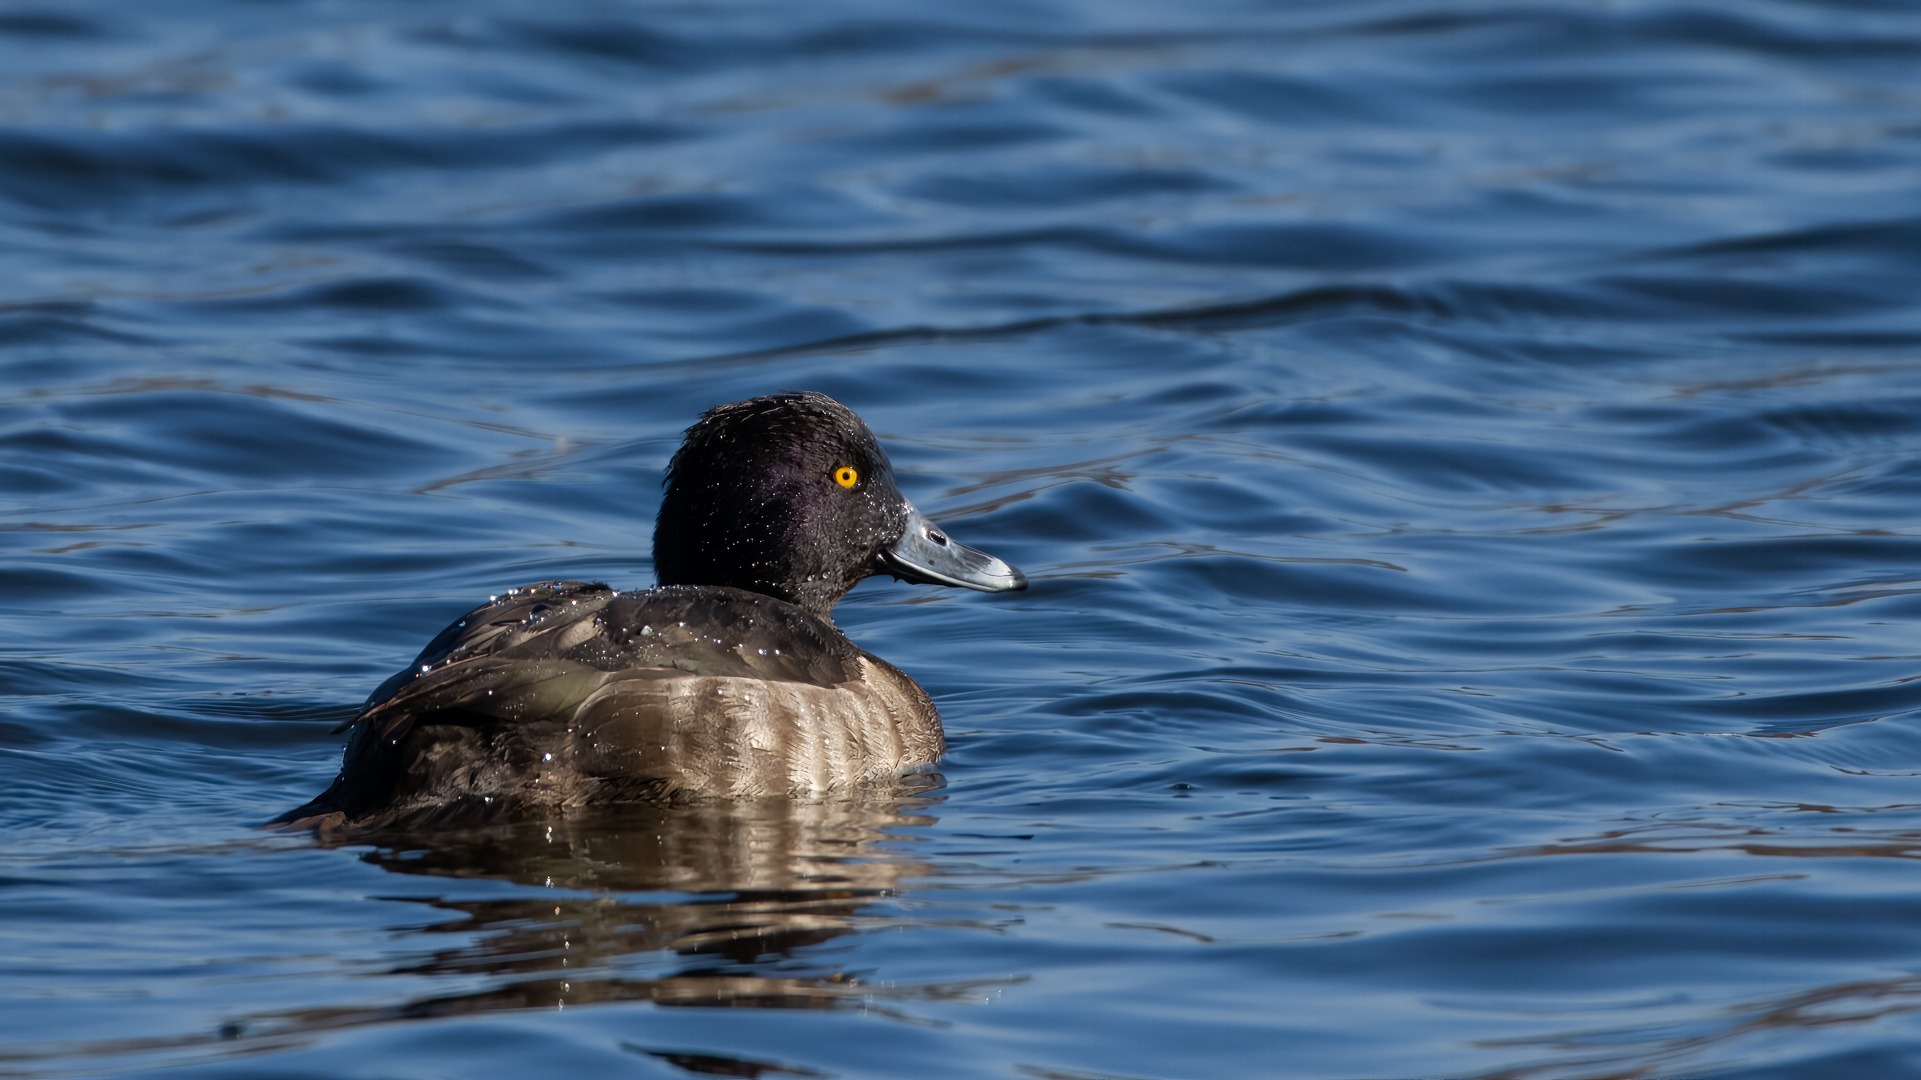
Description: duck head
xmin=653 ymin=391 xmax=1027 ymax=616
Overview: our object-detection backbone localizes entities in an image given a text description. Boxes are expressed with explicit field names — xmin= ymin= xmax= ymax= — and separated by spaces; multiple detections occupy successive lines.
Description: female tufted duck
xmin=278 ymin=391 xmax=1025 ymax=830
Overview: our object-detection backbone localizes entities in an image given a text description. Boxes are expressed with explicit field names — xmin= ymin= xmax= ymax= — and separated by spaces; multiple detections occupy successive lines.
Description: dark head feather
xmin=653 ymin=391 xmax=910 ymax=615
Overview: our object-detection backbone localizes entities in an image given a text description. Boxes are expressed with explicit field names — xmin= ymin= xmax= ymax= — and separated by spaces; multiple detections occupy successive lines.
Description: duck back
xmin=282 ymin=581 xmax=941 ymax=829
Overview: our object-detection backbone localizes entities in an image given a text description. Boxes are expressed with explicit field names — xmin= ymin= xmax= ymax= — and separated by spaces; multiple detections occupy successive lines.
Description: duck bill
xmin=880 ymin=505 xmax=1027 ymax=593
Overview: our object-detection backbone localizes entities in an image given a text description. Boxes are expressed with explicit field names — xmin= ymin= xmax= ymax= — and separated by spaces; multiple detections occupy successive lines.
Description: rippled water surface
xmin=7 ymin=1 xmax=1921 ymax=1076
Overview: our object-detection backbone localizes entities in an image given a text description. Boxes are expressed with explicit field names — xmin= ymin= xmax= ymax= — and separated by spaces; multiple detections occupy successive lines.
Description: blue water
xmin=6 ymin=1 xmax=1921 ymax=1076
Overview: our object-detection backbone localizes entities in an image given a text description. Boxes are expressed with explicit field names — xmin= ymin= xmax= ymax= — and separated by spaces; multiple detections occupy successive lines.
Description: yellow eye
xmin=834 ymin=466 xmax=859 ymax=488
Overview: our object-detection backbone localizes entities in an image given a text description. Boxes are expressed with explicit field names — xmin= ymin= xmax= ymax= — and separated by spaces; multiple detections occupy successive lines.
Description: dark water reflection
xmin=4 ymin=791 xmax=968 ymax=1078
xmin=7 ymin=0 xmax=1921 ymax=1077
xmin=270 ymin=790 xmax=960 ymax=1045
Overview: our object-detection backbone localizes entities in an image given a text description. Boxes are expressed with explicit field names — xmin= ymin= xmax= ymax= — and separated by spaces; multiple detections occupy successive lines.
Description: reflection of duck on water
xmin=209 ymin=793 xmax=1012 ymax=1069
xmin=357 ymin=794 xmax=947 ymax=1018
xmin=279 ymin=392 xmax=1025 ymax=832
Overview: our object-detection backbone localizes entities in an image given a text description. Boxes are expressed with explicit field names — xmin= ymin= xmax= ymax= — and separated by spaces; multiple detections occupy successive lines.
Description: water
xmin=5 ymin=1 xmax=1921 ymax=1076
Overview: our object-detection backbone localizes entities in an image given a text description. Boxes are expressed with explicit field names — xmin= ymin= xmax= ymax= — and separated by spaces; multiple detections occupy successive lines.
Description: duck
xmin=277 ymin=391 xmax=1025 ymax=831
